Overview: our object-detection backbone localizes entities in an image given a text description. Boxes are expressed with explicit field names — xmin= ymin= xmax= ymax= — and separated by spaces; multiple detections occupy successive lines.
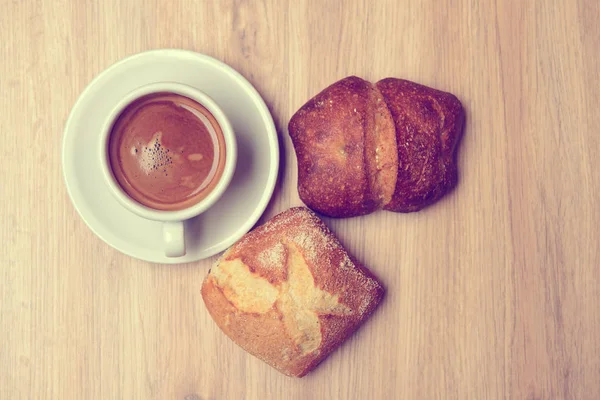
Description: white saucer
xmin=62 ymin=49 xmax=279 ymax=264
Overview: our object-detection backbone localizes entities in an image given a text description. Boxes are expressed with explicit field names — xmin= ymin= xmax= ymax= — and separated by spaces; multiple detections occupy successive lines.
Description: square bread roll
xmin=201 ymin=207 xmax=385 ymax=377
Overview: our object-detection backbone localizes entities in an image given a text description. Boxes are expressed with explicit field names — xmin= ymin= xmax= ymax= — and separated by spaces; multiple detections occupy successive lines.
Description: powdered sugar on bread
xmin=201 ymin=207 xmax=385 ymax=377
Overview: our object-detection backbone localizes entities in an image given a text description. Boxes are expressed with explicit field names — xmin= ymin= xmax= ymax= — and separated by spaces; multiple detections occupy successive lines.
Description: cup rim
xmin=99 ymin=82 xmax=237 ymax=222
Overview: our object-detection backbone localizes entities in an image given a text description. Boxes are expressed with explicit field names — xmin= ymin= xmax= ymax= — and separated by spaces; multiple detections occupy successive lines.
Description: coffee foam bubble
xmin=135 ymin=132 xmax=173 ymax=175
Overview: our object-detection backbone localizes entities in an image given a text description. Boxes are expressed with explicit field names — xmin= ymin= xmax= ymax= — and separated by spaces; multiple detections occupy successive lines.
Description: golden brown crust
xmin=364 ymin=84 xmax=398 ymax=207
xmin=376 ymin=78 xmax=465 ymax=212
xmin=288 ymin=76 xmax=465 ymax=217
xmin=201 ymin=207 xmax=385 ymax=377
xmin=288 ymin=76 xmax=385 ymax=218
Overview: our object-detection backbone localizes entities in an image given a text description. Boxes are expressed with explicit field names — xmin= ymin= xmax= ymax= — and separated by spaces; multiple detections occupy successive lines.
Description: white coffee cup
xmin=99 ymin=82 xmax=237 ymax=258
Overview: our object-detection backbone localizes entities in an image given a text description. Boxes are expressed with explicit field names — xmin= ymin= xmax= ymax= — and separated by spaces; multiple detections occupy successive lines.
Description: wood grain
xmin=1 ymin=0 xmax=599 ymax=398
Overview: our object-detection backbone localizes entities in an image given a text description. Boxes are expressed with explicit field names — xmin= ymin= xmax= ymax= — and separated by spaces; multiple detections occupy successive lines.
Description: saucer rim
xmin=62 ymin=49 xmax=280 ymax=264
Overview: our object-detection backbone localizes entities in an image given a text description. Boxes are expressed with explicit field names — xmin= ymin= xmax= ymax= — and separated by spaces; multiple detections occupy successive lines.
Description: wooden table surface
xmin=2 ymin=1 xmax=599 ymax=399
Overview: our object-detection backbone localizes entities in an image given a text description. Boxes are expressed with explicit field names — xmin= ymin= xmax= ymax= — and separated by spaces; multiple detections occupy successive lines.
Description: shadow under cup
xmin=107 ymin=91 xmax=228 ymax=212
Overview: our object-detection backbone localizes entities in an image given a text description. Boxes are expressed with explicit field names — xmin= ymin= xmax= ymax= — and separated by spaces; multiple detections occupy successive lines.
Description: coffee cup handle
xmin=163 ymin=221 xmax=185 ymax=257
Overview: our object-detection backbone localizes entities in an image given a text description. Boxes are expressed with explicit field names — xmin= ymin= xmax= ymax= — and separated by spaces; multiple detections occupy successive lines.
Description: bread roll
xmin=377 ymin=78 xmax=465 ymax=212
xmin=288 ymin=76 xmax=465 ymax=217
xmin=201 ymin=207 xmax=385 ymax=377
xmin=288 ymin=76 xmax=397 ymax=217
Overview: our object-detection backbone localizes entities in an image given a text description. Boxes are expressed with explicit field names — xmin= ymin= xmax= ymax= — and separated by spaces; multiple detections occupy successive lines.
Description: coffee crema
xmin=108 ymin=92 xmax=226 ymax=211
